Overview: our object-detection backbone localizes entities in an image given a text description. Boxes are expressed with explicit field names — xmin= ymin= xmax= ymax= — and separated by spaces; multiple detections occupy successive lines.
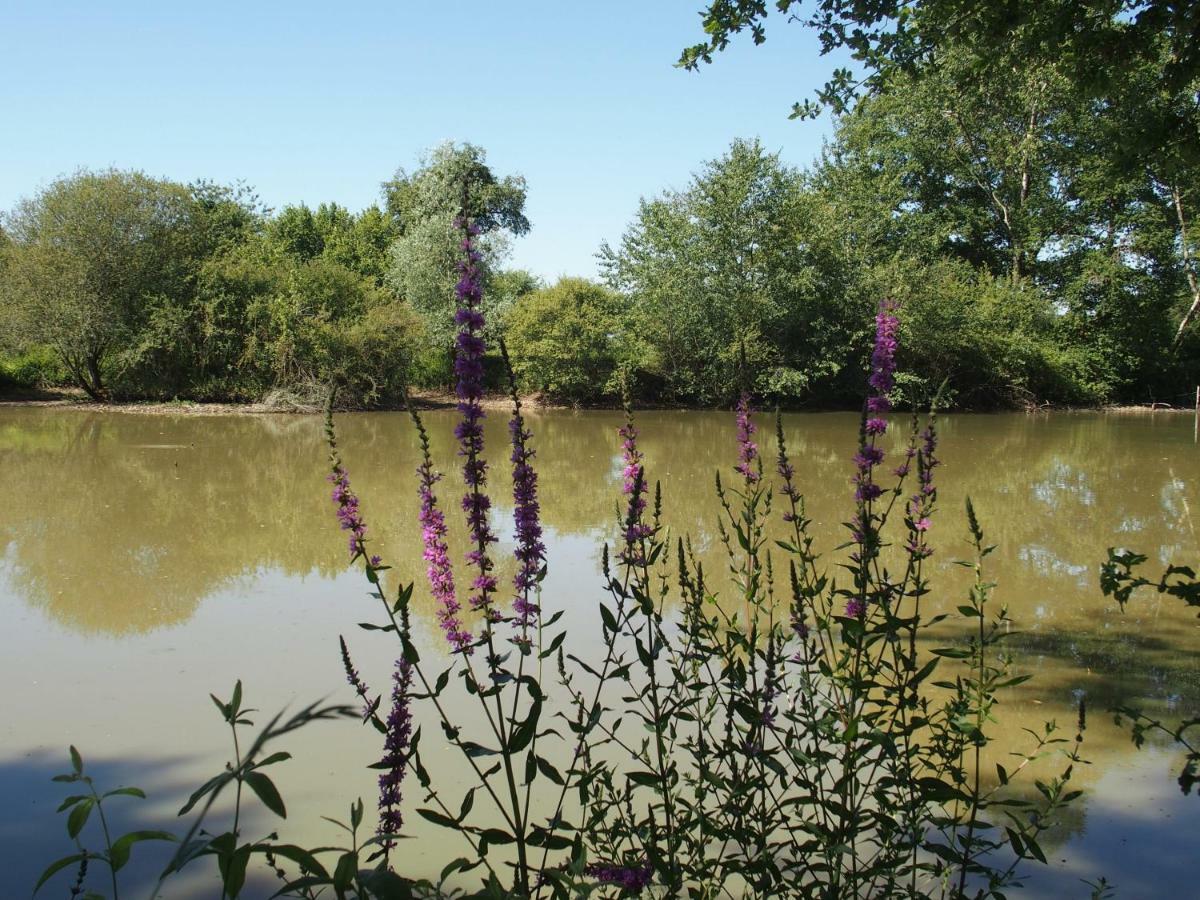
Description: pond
xmin=1 ymin=406 xmax=1197 ymax=897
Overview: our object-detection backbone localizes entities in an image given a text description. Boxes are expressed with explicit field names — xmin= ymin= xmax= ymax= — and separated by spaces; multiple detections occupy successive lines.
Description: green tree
xmin=680 ymin=0 xmax=1200 ymax=127
xmin=504 ymin=277 xmax=629 ymax=401
xmin=0 ymin=169 xmax=199 ymax=399
xmin=384 ymin=142 xmax=529 ymax=354
xmin=600 ymin=138 xmax=856 ymax=403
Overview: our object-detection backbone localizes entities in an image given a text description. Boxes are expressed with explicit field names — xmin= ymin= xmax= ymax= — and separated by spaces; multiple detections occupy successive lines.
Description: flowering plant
xmin=36 ymin=204 xmax=1089 ymax=900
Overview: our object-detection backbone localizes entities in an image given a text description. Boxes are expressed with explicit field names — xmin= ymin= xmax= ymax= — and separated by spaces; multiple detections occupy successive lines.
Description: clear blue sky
xmin=0 ymin=1 xmax=843 ymax=280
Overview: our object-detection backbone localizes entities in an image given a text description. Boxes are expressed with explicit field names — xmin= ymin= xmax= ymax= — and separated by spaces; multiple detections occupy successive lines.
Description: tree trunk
xmin=83 ymin=351 xmax=109 ymax=401
xmin=1171 ymin=185 xmax=1200 ymax=348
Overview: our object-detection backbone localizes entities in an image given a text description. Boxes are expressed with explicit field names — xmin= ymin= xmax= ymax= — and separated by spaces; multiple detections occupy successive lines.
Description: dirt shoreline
xmin=0 ymin=389 xmax=1194 ymax=416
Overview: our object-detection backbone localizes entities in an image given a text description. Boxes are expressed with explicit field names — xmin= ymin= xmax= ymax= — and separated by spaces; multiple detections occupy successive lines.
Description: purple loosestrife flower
xmin=866 ymin=299 xmax=900 ymax=413
xmin=377 ymin=658 xmax=413 ymax=847
xmin=905 ymin=422 xmax=940 ymax=560
xmin=414 ymin=414 xmax=473 ymax=655
xmin=851 ymin=299 xmax=901 ymax=502
xmin=328 ymin=468 xmax=369 ymax=561
xmin=618 ymin=414 xmax=651 ymax=566
xmin=775 ymin=415 xmax=804 ymax=523
xmin=734 ymin=393 xmax=760 ymax=483
xmin=586 ymin=862 xmax=653 ymax=893
xmin=509 ymin=397 xmax=545 ymax=633
xmin=846 ymin=299 xmax=901 ymax=616
xmin=453 ymin=216 xmax=499 ymax=615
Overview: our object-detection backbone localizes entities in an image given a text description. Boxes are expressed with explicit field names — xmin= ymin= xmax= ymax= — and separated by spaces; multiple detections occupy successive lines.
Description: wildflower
xmin=328 ymin=469 xmax=368 ymax=561
xmin=586 ymin=861 xmax=653 ymax=893
xmin=413 ymin=411 xmax=473 ymax=654
xmin=377 ymin=658 xmax=413 ymax=846
xmin=850 ymin=299 xmax=901 ymax=509
xmin=734 ymin=393 xmax=760 ymax=483
xmin=509 ymin=392 xmax=545 ymax=633
xmin=904 ymin=421 xmax=940 ymax=560
xmin=845 ymin=597 xmax=866 ymax=618
xmin=453 ymin=215 xmax=499 ymax=614
xmin=618 ymin=413 xmax=651 ymax=565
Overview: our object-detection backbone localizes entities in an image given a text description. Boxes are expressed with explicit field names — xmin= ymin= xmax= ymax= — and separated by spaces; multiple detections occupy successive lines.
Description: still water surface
xmin=1 ymin=407 xmax=1197 ymax=897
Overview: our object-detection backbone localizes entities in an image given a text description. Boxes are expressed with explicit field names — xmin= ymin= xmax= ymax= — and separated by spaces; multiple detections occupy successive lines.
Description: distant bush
xmin=0 ymin=345 xmax=69 ymax=390
xmin=505 ymin=277 xmax=633 ymax=402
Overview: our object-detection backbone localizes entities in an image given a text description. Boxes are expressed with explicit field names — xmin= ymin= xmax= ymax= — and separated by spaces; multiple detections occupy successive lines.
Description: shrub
xmin=504 ymin=278 xmax=631 ymax=403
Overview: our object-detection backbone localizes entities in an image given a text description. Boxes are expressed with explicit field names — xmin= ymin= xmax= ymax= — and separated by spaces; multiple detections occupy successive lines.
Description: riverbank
xmin=2 ymin=388 xmax=1196 ymax=417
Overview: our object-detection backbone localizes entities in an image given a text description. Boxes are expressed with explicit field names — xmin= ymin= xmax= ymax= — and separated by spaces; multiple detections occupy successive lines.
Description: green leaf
xmin=178 ymin=772 xmax=229 ymax=816
xmin=358 ymin=868 xmax=416 ymax=900
xmin=257 ymin=843 xmax=329 ymax=879
xmin=109 ymin=830 xmax=176 ymax=872
xmin=67 ymin=798 xmax=94 ymax=838
xmin=244 ymin=771 xmax=287 ymax=818
xmin=34 ymin=853 xmax=86 ymax=894
xmin=69 ymin=746 xmax=83 ymax=775
xmin=56 ymin=794 xmax=89 ymax=812
xmin=479 ymin=827 xmax=515 ymax=845
xmin=252 ymin=751 xmax=292 ymax=769
xmin=221 ymin=843 xmax=252 ymax=898
xmin=416 ymin=808 xmax=458 ymax=829
xmin=333 ymin=851 xmax=358 ymax=892
xmin=103 ymin=786 xmax=147 ymax=800
xmin=230 ymin=680 xmax=243 ymax=717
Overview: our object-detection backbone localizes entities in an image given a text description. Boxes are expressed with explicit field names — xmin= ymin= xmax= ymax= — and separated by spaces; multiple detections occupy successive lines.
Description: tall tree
xmin=600 ymin=138 xmax=856 ymax=403
xmin=384 ymin=142 xmax=529 ymax=349
xmin=0 ymin=170 xmax=198 ymax=399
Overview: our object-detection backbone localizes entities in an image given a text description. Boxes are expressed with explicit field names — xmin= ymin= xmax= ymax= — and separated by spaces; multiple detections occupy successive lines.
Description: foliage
xmin=36 ymin=217 xmax=1099 ymax=900
xmin=0 ymin=344 xmax=68 ymax=390
xmin=600 ymin=138 xmax=859 ymax=404
xmin=0 ymin=169 xmax=201 ymax=399
xmin=504 ymin=277 xmax=630 ymax=401
xmin=1100 ymin=549 xmax=1200 ymax=796
xmin=384 ymin=142 xmax=530 ymax=356
xmin=679 ymin=0 xmax=1200 ymax=129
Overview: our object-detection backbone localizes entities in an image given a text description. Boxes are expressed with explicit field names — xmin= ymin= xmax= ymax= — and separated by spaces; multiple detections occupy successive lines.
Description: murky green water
xmin=1 ymin=407 xmax=1197 ymax=897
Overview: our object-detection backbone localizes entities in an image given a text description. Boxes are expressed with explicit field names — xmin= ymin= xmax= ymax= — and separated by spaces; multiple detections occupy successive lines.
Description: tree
xmin=0 ymin=170 xmax=198 ymax=399
xmin=679 ymin=0 xmax=1200 ymax=126
xmin=600 ymin=138 xmax=857 ymax=403
xmin=504 ymin=278 xmax=629 ymax=401
xmin=384 ymin=143 xmax=529 ymax=352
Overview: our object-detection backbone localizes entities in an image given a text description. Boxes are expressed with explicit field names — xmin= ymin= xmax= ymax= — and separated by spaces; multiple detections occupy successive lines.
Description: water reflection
xmin=1 ymin=407 xmax=1198 ymax=894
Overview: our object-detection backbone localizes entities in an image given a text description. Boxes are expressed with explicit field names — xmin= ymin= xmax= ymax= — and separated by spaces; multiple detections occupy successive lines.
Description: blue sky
xmin=0 ymin=1 xmax=842 ymax=280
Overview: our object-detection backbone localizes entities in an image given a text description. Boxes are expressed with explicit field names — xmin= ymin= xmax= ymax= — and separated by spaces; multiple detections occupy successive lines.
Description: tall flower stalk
xmin=453 ymin=218 xmax=500 ymax=617
xmin=411 ymin=406 xmax=473 ymax=654
xmin=847 ymin=298 xmax=900 ymax=617
xmin=501 ymin=340 xmax=545 ymax=641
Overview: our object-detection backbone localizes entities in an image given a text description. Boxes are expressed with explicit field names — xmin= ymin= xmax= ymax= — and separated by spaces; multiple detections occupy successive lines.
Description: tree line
xmin=2 ymin=23 xmax=1198 ymax=408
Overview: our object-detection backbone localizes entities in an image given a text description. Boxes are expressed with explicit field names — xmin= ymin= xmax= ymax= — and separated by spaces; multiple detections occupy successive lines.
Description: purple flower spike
xmin=509 ymin=401 xmax=545 ymax=635
xmin=734 ymin=393 xmax=760 ymax=483
xmin=328 ymin=468 xmax=369 ymax=561
xmin=845 ymin=597 xmax=866 ymax=619
xmin=849 ymin=299 xmax=901 ymax=510
xmin=587 ymin=861 xmax=653 ymax=893
xmin=905 ymin=422 xmax=940 ymax=560
xmin=453 ymin=213 xmax=499 ymax=615
xmin=377 ymin=658 xmax=413 ymax=847
xmin=618 ymin=415 xmax=651 ymax=566
xmin=416 ymin=429 xmax=473 ymax=655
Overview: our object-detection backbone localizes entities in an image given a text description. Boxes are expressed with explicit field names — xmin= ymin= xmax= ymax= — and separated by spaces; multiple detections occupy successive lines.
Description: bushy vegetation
xmin=0 ymin=145 xmax=528 ymax=407
xmin=2 ymin=7 xmax=1198 ymax=411
xmin=35 ymin=220 xmax=1095 ymax=899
